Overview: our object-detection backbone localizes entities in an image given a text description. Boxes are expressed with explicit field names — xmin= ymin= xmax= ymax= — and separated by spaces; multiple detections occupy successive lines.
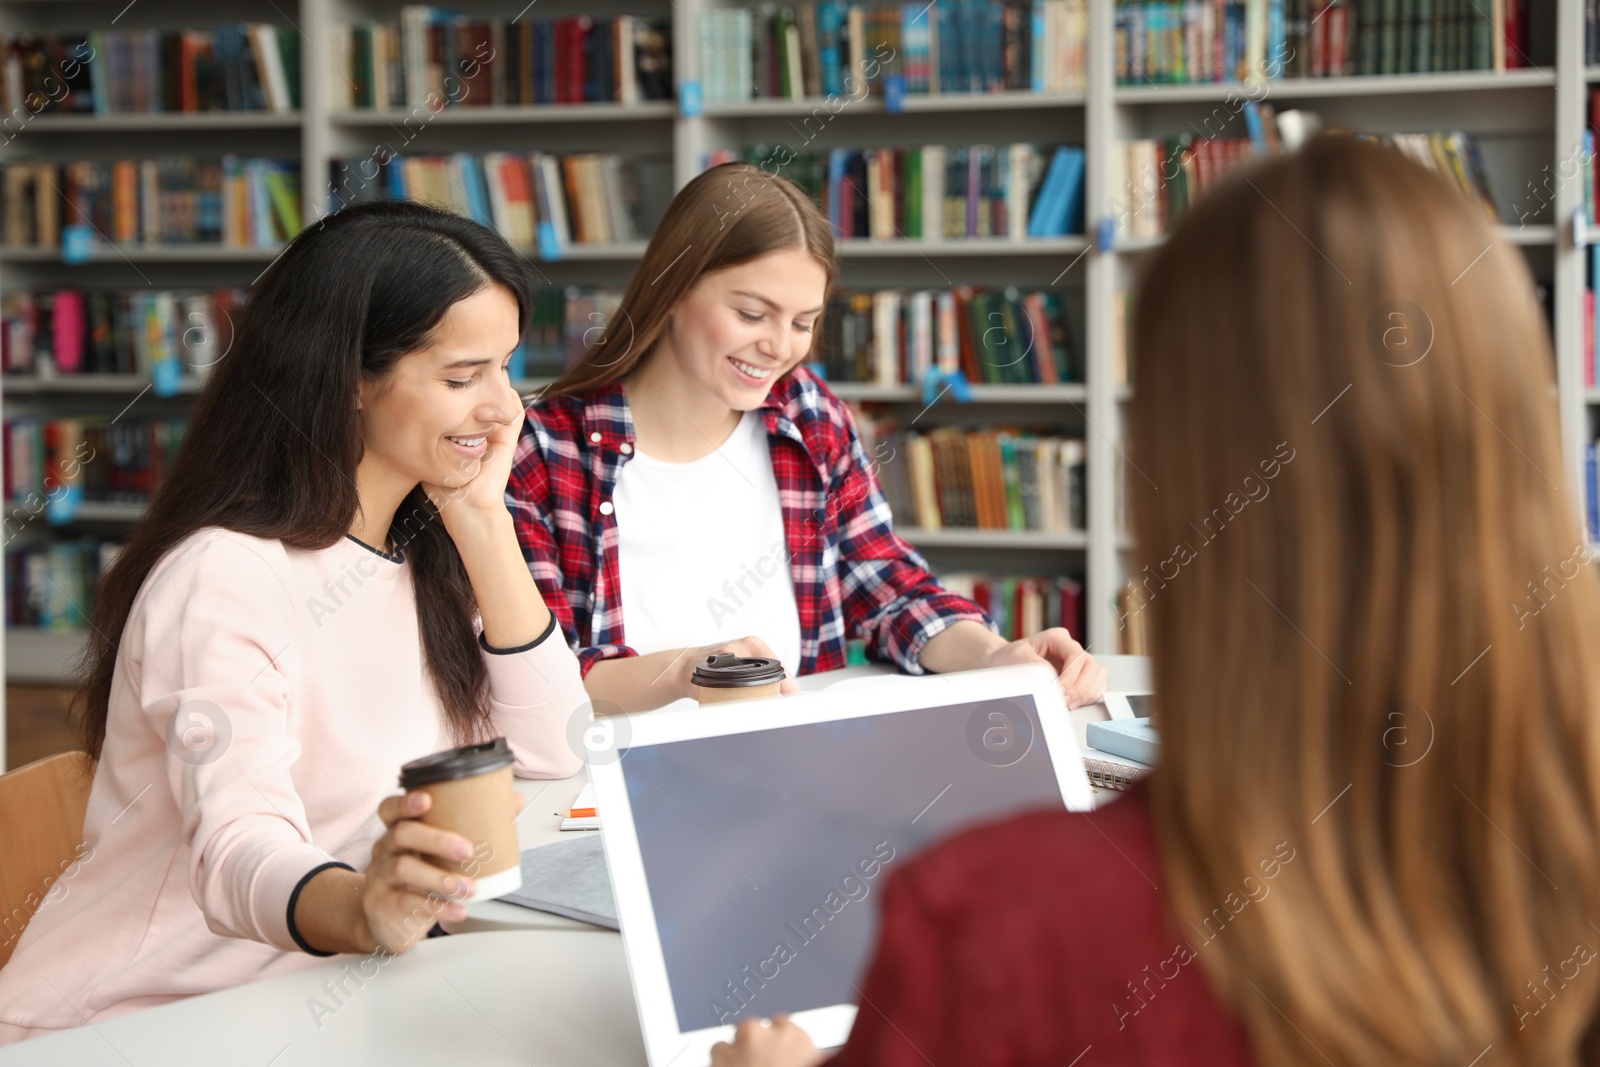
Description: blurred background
xmin=0 ymin=0 xmax=1581 ymax=770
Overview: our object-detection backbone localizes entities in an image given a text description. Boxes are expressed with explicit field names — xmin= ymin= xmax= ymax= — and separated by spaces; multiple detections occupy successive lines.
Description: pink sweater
xmin=0 ymin=529 xmax=586 ymax=1043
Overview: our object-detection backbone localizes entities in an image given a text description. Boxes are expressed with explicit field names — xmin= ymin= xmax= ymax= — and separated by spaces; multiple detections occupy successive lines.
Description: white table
xmin=0 ymin=930 xmax=644 ymax=1066
xmin=0 ymin=658 xmax=1150 ymax=1065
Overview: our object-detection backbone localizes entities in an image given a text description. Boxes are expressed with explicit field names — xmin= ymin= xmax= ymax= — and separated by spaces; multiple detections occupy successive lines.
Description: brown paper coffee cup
xmin=692 ymin=653 xmax=787 ymax=705
xmin=695 ymin=680 xmax=783 ymax=704
xmin=399 ymin=739 xmax=522 ymax=903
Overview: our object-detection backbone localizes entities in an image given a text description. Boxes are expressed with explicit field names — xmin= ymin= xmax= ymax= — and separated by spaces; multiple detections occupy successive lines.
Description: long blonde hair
xmin=1130 ymin=134 xmax=1600 ymax=1064
xmin=544 ymin=162 xmax=836 ymax=398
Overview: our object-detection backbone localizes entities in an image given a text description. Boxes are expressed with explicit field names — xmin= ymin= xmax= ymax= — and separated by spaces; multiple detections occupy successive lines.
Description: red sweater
xmin=829 ymin=785 xmax=1257 ymax=1066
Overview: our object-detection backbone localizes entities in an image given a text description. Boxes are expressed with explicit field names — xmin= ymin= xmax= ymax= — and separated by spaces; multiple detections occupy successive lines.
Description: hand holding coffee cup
xmin=359 ymin=787 xmax=523 ymax=955
xmin=361 ymin=737 xmax=525 ymax=957
xmin=679 ymin=636 xmax=799 ymax=702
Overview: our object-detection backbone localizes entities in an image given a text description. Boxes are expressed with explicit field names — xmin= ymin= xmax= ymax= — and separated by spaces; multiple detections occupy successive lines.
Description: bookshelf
xmin=0 ymin=0 xmax=1588 ymax=770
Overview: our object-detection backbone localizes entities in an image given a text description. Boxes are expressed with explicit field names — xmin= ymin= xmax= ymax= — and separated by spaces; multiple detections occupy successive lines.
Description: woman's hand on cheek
xmin=709 ymin=1017 xmax=825 ymax=1067
xmin=423 ymin=408 xmax=523 ymax=527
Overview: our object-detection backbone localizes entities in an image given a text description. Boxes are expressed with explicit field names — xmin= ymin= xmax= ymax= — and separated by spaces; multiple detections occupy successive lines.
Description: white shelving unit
xmin=0 ymin=0 xmax=1585 ymax=770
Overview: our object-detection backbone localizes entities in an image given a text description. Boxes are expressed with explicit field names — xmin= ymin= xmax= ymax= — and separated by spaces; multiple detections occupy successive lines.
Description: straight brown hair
xmin=544 ymin=162 xmax=836 ymax=398
xmin=1130 ymin=134 xmax=1600 ymax=1064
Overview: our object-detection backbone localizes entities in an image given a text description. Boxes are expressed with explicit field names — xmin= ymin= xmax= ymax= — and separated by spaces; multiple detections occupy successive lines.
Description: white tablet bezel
xmin=587 ymin=663 xmax=1092 ymax=1067
xmin=1103 ymin=690 xmax=1153 ymax=721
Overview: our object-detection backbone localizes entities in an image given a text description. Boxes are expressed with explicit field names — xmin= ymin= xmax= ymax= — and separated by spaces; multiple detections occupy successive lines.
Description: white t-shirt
xmin=613 ymin=410 xmax=802 ymax=678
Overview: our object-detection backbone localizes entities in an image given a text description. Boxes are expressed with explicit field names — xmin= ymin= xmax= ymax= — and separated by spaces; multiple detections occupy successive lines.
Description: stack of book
xmin=942 ymin=572 xmax=1085 ymax=643
xmin=1116 ymin=0 xmax=1529 ymax=83
xmin=5 ymin=538 xmax=118 ymax=630
xmin=706 ymin=142 xmax=1085 ymax=240
xmin=5 ymin=416 xmax=187 ymax=506
xmin=1 ymin=25 xmax=300 ymax=115
xmin=815 ymin=286 xmax=1080 ymax=386
xmin=857 ymin=420 xmax=1087 ymax=534
xmin=1 ymin=158 xmax=302 ymax=249
xmin=1 ymin=288 xmax=244 ymax=381
xmin=1116 ymin=113 xmax=1497 ymax=237
xmin=331 ymin=10 xmax=672 ymax=108
xmin=327 ymin=151 xmax=672 ymax=252
xmin=698 ymin=1 xmax=1087 ymax=102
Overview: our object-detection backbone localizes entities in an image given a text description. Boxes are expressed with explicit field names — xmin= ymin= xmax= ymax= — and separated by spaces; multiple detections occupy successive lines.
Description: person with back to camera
xmin=0 ymin=201 xmax=588 ymax=1044
xmin=709 ymin=135 xmax=1600 ymax=1066
xmin=510 ymin=162 xmax=1108 ymax=714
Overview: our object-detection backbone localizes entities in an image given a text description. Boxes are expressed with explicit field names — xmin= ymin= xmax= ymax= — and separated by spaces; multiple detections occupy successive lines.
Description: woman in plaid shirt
xmin=508 ymin=163 xmax=1106 ymax=713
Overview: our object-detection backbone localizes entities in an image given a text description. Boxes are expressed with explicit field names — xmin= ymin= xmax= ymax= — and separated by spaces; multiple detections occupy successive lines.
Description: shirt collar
xmin=578 ymin=372 xmax=806 ymax=449
xmin=578 ymin=379 xmax=636 ymax=446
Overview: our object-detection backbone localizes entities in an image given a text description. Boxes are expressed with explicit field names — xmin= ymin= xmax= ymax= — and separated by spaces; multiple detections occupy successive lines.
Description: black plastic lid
xmin=691 ymin=653 xmax=787 ymax=689
xmin=399 ymin=737 xmax=513 ymax=789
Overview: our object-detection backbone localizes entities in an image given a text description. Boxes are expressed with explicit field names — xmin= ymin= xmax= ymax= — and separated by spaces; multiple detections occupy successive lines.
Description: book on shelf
xmin=940 ymin=572 xmax=1085 ymax=644
xmin=521 ymin=287 xmax=625 ymax=378
xmin=2 ymin=25 xmax=299 ymax=116
xmin=5 ymin=417 xmax=186 ymax=508
xmin=327 ymin=151 xmax=672 ymax=254
xmin=1115 ymin=111 xmax=1499 ymax=237
xmin=1116 ymin=578 xmax=1150 ymax=655
xmin=2 ymin=288 xmax=245 ymax=385
xmin=0 ymin=282 xmax=642 ymax=391
xmin=1589 ymin=246 xmax=1600 ymax=391
xmin=699 ymin=1 xmax=1086 ymax=103
xmin=1 ymin=158 xmax=302 ymax=250
xmin=332 ymin=9 xmax=672 ymax=109
xmin=704 ymin=142 xmax=1085 ymax=240
xmin=1589 ymin=441 xmax=1600 ymax=544
xmin=814 ymin=286 xmax=1080 ymax=386
xmin=5 ymin=538 xmax=119 ymax=631
xmin=1116 ymin=0 xmax=1527 ymax=84
xmin=854 ymin=415 xmax=1087 ymax=536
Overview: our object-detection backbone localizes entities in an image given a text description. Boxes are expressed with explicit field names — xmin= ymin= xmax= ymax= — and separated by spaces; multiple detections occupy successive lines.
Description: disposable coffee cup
xmin=692 ymin=653 xmax=787 ymax=704
xmin=398 ymin=737 xmax=521 ymax=903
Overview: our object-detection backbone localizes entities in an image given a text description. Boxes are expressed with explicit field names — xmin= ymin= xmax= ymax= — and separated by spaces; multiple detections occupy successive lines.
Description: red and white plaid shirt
xmin=507 ymin=365 xmax=993 ymax=677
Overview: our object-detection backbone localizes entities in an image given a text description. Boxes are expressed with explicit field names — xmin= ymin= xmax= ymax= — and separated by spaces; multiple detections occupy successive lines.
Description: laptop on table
xmin=587 ymin=663 xmax=1094 ymax=1067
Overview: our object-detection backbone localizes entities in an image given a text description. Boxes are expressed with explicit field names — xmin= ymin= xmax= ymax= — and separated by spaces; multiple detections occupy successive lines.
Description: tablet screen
xmin=617 ymin=693 xmax=1067 ymax=1034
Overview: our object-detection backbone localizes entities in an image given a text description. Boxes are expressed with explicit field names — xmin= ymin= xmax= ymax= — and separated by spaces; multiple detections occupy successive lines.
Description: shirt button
xmin=599 ymin=501 xmax=615 ymax=516
xmin=619 ymin=443 xmax=633 ymax=455
xmin=589 ymin=431 xmax=602 ymax=443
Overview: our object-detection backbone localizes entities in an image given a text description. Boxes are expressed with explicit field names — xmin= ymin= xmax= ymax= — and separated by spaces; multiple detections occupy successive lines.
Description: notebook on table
xmin=501 ymin=833 xmax=618 ymax=929
xmin=1082 ymin=690 xmax=1156 ymax=791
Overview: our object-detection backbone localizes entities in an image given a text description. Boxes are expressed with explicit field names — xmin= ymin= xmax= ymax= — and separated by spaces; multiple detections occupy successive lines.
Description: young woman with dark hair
xmin=711 ymin=136 xmax=1600 ymax=1065
xmin=511 ymin=162 xmax=1108 ymax=713
xmin=0 ymin=201 xmax=586 ymax=1043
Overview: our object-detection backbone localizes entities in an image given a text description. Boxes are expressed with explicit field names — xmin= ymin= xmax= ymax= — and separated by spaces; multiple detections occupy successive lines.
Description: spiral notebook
xmin=1080 ymin=692 xmax=1154 ymax=792
xmin=1082 ymin=751 xmax=1151 ymax=791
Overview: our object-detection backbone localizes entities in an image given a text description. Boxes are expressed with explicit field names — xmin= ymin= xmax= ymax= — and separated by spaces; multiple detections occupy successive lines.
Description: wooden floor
xmin=5 ymin=686 xmax=82 ymax=771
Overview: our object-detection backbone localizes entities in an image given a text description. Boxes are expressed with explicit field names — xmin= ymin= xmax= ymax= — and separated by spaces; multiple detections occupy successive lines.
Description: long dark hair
xmin=1130 ymin=135 xmax=1600 ymax=1063
xmin=75 ymin=200 xmax=534 ymax=759
xmin=544 ymin=162 xmax=836 ymax=398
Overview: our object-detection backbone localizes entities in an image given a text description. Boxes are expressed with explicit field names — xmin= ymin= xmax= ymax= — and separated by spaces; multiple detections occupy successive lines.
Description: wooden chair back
xmin=0 ymin=750 xmax=94 ymax=970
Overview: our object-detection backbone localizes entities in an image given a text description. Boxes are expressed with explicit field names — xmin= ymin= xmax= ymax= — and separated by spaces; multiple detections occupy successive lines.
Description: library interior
xmin=0 ymin=1 xmax=1597 ymax=1065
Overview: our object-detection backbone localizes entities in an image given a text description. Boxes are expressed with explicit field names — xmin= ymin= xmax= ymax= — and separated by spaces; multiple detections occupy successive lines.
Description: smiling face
xmin=659 ymin=248 xmax=830 ymax=410
xmin=357 ymin=284 xmax=523 ymax=495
